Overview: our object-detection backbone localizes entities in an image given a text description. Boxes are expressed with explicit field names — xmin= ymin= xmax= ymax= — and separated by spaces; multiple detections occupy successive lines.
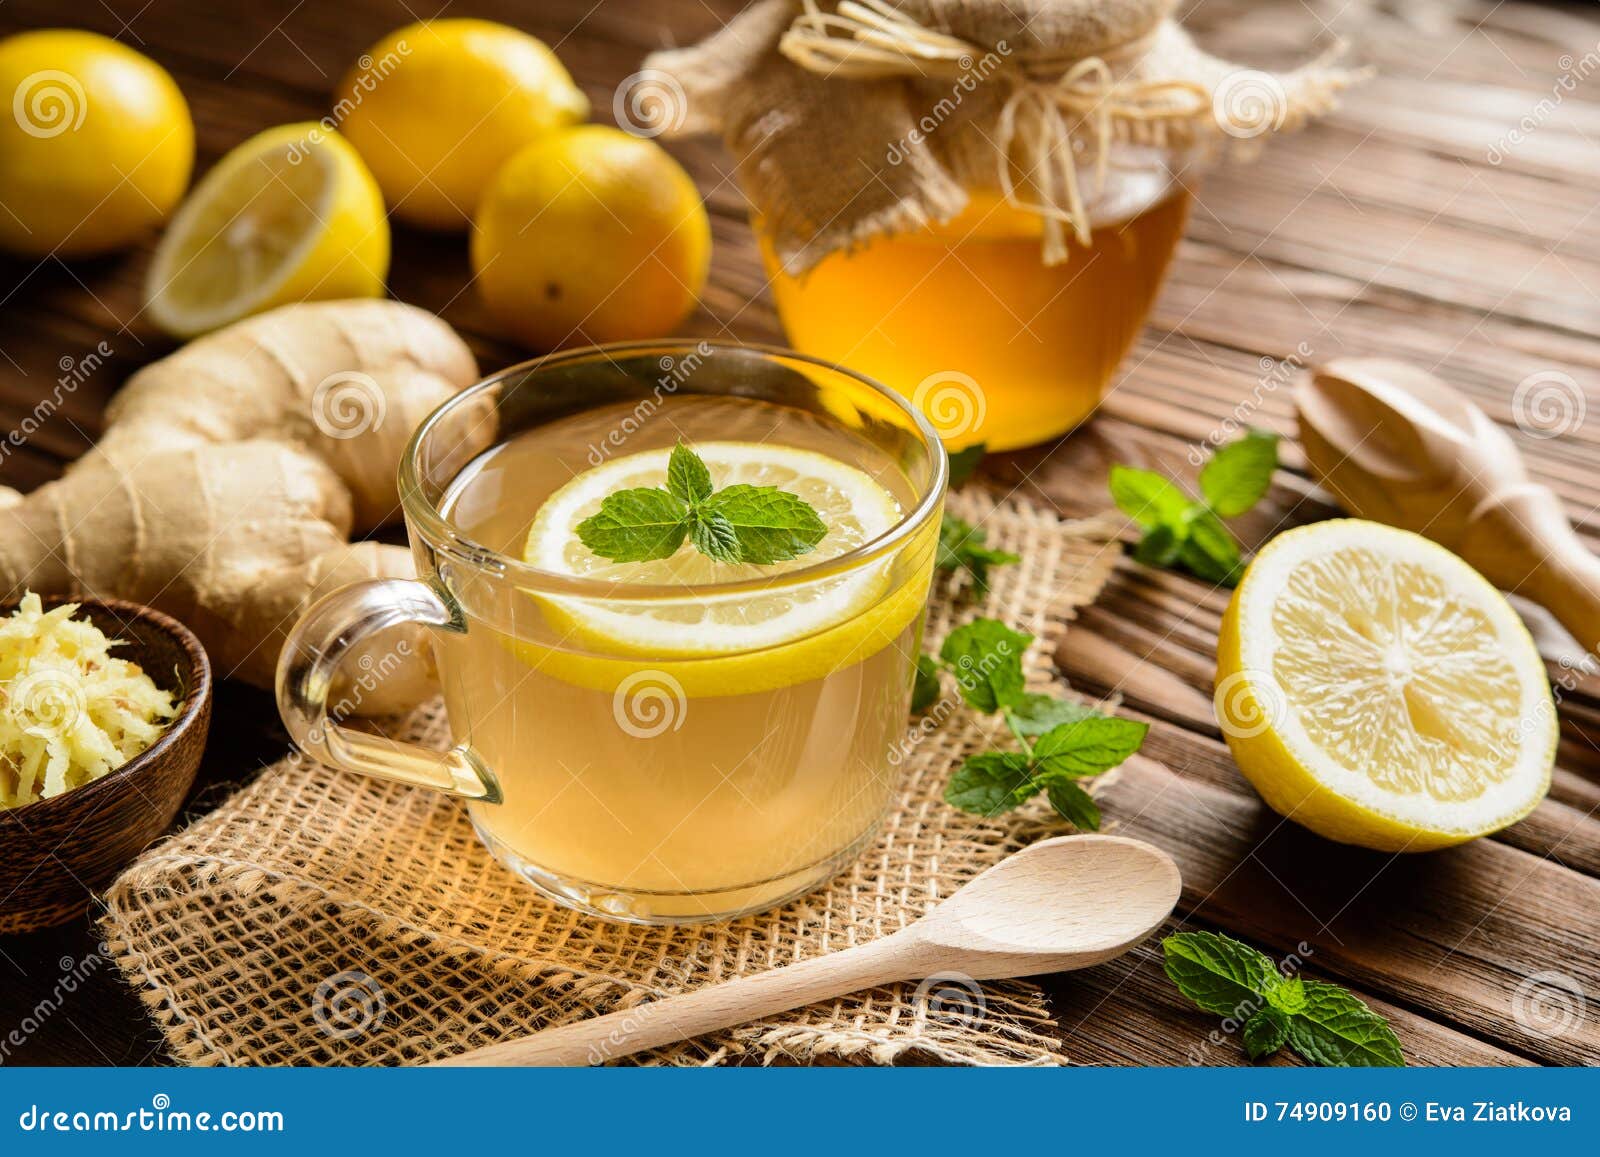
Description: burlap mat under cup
xmin=100 ymin=487 xmax=1120 ymax=1066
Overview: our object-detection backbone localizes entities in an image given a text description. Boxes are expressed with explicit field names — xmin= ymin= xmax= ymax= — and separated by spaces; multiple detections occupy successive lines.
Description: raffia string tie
xmin=779 ymin=0 xmax=1211 ymax=264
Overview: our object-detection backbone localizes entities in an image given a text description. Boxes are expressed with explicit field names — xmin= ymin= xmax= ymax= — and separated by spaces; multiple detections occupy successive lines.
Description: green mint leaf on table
xmin=1199 ymin=428 xmax=1280 ymax=518
xmin=1283 ymin=981 xmax=1404 ymax=1067
xmin=1161 ymin=931 xmax=1402 ymax=1067
xmin=1243 ymin=1007 xmax=1291 ymax=1061
xmin=1108 ymin=429 xmax=1277 ymax=588
xmin=937 ymin=514 xmax=1020 ymax=596
xmin=1003 ymin=692 xmax=1097 ymax=740
xmin=667 ymin=441 xmax=713 ymax=504
xmin=574 ymin=488 xmax=689 ymax=563
xmin=946 ymin=442 xmax=988 ymax=488
xmin=1031 ymin=715 xmax=1150 ymax=779
xmin=939 ymin=619 xmax=1032 ymax=712
xmin=576 ymin=443 xmax=827 ymax=566
xmin=945 ymin=752 xmax=1039 ymax=814
xmin=1043 ymin=778 xmax=1101 ymax=829
xmin=1161 ymin=931 xmax=1281 ymax=1017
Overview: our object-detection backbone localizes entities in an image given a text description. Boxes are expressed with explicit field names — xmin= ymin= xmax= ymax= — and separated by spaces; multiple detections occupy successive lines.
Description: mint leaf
xmin=1283 ymin=981 xmax=1404 ymax=1067
xmin=688 ymin=509 xmax=741 ymax=563
xmin=1244 ymin=1007 xmax=1290 ymax=1061
xmin=1131 ymin=521 xmax=1182 ymax=568
xmin=1266 ymin=976 xmax=1307 ymax=1015
xmin=937 ymin=514 xmax=1019 ymax=596
xmin=1108 ymin=466 xmax=1191 ymax=530
xmin=576 ymin=488 xmax=689 ymax=562
xmin=939 ymin=619 xmax=1031 ymax=713
xmin=946 ymin=443 xmax=987 ymax=488
xmin=1199 ymin=428 xmax=1278 ymax=518
xmin=1032 ymin=715 xmax=1149 ymax=778
xmin=912 ymin=654 xmax=943 ymax=714
xmin=667 ymin=442 xmax=713 ymax=504
xmin=1178 ymin=508 xmax=1244 ymax=586
xmin=1044 ymin=778 xmax=1101 ymax=829
xmin=1004 ymin=694 xmax=1097 ymax=741
xmin=945 ymin=752 xmax=1038 ymax=814
xmin=700 ymin=484 xmax=827 ymax=564
xmin=1161 ymin=932 xmax=1280 ymax=1018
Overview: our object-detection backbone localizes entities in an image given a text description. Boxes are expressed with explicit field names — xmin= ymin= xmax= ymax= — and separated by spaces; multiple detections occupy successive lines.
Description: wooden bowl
xmin=0 ymin=596 xmax=212 ymax=933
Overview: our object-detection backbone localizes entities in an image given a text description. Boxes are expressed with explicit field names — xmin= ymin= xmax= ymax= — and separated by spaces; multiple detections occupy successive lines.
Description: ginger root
xmin=0 ymin=299 xmax=486 ymax=715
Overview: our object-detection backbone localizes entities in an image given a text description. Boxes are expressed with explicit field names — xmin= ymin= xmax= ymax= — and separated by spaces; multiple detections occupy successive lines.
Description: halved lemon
xmin=143 ymin=122 xmax=388 ymax=337
xmin=513 ymin=442 xmax=927 ymax=696
xmin=1215 ymin=520 xmax=1555 ymax=851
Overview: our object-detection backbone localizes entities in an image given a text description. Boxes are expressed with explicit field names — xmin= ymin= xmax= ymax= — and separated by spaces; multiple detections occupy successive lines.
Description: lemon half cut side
xmin=1215 ymin=520 xmax=1555 ymax=852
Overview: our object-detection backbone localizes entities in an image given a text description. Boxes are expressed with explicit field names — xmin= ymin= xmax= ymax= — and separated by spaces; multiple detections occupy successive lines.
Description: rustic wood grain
xmin=1 ymin=0 xmax=1597 ymax=1066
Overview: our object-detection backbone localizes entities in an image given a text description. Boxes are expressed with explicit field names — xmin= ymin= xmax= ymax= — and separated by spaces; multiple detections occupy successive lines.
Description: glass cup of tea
xmin=277 ymin=342 xmax=947 ymax=924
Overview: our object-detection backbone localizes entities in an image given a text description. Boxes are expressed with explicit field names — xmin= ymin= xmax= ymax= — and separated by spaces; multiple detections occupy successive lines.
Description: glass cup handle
xmin=276 ymin=578 xmax=502 ymax=803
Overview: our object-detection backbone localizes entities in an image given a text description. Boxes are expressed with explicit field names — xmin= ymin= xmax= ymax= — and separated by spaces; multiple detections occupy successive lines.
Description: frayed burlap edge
xmin=99 ymin=487 xmax=1122 ymax=1067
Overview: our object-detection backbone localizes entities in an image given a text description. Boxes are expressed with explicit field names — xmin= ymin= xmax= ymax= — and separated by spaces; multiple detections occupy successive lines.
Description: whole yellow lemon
xmin=0 ymin=30 xmax=193 ymax=257
xmin=336 ymin=19 xmax=587 ymax=230
xmin=472 ymin=126 xmax=711 ymax=349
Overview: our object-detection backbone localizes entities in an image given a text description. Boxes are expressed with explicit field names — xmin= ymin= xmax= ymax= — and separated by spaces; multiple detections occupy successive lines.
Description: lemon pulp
xmin=1216 ymin=520 xmax=1555 ymax=851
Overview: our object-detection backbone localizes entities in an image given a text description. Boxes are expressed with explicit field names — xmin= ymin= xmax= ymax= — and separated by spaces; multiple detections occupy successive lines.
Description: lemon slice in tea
xmin=1215 ymin=519 xmax=1555 ymax=851
xmin=522 ymin=441 xmax=905 ymax=659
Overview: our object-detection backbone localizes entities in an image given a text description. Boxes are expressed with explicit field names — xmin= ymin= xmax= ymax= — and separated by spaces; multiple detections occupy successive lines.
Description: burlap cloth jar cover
xmin=101 ymin=489 xmax=1125 ymax=1065
xmin=644 ymin=0 xmax=1365 ymax=271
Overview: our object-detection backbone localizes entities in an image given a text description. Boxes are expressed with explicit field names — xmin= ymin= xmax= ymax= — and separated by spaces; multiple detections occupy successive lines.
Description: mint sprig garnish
xmin=1109 ymin=428 xmax=1279 ymax=586
xmin=1162 ymin=931 xmax=1403 ymax=1067
xmin=916 ymin=617 xmax=1148 ymax=830
xmin=936 ymin=444 xmax=1020 ymax=597
xmin=576 ymin=443 xmax=827 ymax=565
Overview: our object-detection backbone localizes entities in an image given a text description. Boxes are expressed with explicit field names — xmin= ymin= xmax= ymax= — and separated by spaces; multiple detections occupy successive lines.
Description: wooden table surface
xmin=2 ymin=0 xmax=1598 ymax=1066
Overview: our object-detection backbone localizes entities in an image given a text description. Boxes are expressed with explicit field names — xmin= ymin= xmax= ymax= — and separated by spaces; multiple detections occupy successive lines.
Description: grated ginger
xmin=0 ymin=593 xmax=178 ymax=808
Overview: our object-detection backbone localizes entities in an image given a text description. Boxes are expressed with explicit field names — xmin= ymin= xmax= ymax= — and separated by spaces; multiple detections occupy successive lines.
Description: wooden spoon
xmin=434 ymin=834 xmax=1181 ymax=1066
xmin=1298 ymin=358 xmax=1600 ymax=652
